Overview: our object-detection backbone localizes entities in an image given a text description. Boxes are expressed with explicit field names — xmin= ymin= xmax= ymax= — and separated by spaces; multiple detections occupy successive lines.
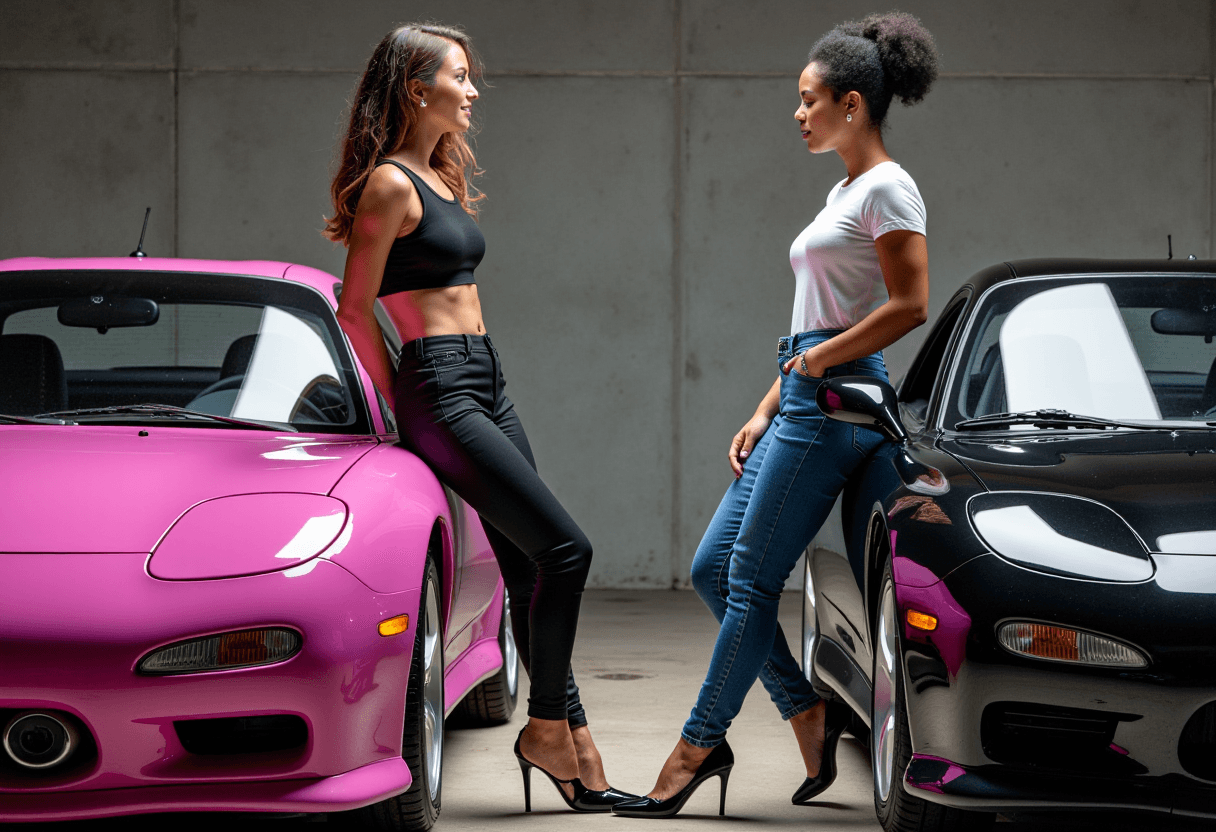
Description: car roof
xmin=0 ymin=257 xmax=341 ymax=300
xmin=966 ymin=258 xmax=1216 ymax=296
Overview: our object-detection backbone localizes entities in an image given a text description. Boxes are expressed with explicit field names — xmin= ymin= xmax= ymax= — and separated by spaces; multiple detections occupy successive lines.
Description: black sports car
xmin=801 ymin=259 xmax=1216 ymax=830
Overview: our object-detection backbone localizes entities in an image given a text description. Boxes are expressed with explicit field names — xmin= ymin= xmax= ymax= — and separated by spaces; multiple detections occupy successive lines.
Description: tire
xmin=872 ymin=559 xmax=994 ymax=832
xmin=451 ymin=587 xmax=519 ymax=725
xmin=359 ymin=557 xmax=444 ymax=831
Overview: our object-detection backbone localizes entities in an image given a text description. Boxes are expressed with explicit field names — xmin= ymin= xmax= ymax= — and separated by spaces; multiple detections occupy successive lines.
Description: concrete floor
xmin=16 ymin=590 xmax=1208 ymax=832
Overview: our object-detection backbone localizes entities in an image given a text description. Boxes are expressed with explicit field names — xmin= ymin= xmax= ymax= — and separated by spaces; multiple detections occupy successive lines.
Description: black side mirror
xmin=815 ymin=376 xmax=908 ymax=444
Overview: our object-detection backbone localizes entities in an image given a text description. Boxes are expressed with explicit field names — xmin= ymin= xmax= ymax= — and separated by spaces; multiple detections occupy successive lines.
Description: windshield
xmin=948 ymin=274 xmax=1216 ymax=429
xmin=0 ymin=269 xmax=370 ymax=433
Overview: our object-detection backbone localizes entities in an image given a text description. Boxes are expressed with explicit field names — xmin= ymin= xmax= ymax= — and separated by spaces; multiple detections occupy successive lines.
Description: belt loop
xmin=484 ymin=333 xmax=493 ymax=349
xmin=462 ymin=334 xmax=472 ymax=354
xmin=414 ymin=338 xmax=424 ymax=359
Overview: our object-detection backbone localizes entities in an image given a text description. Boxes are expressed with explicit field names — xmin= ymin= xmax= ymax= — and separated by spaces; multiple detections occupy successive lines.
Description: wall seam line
xmin=670 ymin=0 xmax=684 ymax=588
xmin=2 ymin=64 xmax=1209 ymax=83
xmin=171 ymin=0 xmax=180 ymax=259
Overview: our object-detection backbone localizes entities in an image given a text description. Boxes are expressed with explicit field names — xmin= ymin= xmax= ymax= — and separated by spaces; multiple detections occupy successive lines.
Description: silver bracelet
xmin=800 ymin=353 xmax=810 ymax=375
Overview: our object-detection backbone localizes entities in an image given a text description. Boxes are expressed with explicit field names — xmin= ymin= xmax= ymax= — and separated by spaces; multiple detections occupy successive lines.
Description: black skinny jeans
xmin=394 ymin=334 xmax=592 ymax=725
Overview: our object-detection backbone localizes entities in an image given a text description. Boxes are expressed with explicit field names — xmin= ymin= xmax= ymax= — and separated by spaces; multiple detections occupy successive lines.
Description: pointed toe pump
xmin=610 ymin=740 xmax=734 ymax=818
xmin=514 ymin=730 xmax=636 ymax=813
xmin=791 ymin=701 xmax=850 ymax=805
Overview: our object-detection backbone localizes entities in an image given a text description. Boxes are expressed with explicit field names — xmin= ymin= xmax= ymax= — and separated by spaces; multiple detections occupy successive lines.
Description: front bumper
xmin=906 ymin=755 xmax=1216 ymax=819
xmin=897 ymin=552 xmax=1216 ymax=817
xmin=0 ymin=553 xmax=420 ymax=818
xmin=0 ymin=757 xmax=412 ymax=821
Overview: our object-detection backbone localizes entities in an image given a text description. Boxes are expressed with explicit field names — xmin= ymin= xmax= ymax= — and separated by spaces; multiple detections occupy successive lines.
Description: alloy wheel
xmin=422 ymin=578 xmax=444 ymax=804
xmin=502 ymin=589 xmax=519 ymax=698
xmin=873 ymin=581 xmax=898 ymax=803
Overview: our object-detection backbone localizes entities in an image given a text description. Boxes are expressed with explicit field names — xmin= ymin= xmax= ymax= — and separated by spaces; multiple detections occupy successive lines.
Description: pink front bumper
xmin=0 ymin=757 xmax=411 ymax=821
xmin=0 ymin=554 xmax=421 ymax=819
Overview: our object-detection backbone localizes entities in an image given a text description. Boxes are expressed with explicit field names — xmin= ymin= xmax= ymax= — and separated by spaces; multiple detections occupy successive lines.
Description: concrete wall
xmin=2 ymin=1 xmax=1213 ymax=587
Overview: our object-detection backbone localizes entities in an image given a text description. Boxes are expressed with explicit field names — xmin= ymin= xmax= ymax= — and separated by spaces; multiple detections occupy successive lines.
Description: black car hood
xmin=939 ymin=430 xmax=1216 ymax=553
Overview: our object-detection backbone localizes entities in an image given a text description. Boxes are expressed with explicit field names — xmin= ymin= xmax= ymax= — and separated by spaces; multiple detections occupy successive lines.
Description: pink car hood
xmin=0 ymin=426 xmax=378 ymax=553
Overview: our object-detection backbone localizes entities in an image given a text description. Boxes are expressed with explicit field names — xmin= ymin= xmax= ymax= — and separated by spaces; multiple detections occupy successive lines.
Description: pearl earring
xmin=846 ymin=114 xmax=852 ymax=122
xmin=420 ymin=99 xmax=427 ymax=107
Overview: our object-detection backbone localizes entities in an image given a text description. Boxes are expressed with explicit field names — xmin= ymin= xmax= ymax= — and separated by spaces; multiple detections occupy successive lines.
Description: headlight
xmin=149 ymin=494 xmax=348 ymax=580
xmin=997 ymin=621 xmax=1148 ymax=668
xmin=968 ymin=492 xmax=1153 ymax=582
xmin=138 ymin=628 xmax=302 ymax=675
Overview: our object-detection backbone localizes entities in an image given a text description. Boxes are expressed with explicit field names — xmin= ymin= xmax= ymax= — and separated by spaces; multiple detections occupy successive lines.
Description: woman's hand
xmin=782 ymin=348 xmax=827 ymax=378
xmin=729 ymin=413 xmax=773 ymax=478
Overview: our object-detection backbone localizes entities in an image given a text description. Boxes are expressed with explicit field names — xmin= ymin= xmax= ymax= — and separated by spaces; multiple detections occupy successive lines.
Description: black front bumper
xmin=897 ymin=552 xmax=1216 ymax=817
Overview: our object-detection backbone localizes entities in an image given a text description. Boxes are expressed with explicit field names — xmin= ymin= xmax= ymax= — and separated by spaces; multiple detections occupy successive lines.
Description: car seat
xmin=0 ymin=334 xmax=68 ymax=417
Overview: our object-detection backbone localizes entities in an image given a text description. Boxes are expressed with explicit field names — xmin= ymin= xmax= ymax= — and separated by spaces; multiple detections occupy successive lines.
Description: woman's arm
xmin=335 ymin=168 xmax=422 ymax=404
xmin=783 ymin=229 xmax=929 ymax=377
xmin=728 ymin=377 xmax=780 ymax=477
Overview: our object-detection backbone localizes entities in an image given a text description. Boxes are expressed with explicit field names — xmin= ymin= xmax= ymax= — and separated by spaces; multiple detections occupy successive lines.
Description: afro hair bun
xmin=841 ymin=11 xmax=938 ymax=106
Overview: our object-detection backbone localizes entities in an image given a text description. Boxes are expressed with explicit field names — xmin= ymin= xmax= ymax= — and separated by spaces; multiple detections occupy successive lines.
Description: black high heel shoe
xmin=514 ymin=730 xmax=639 ymax=812
xmin=610 ymin=740 xmax=734 ymax=818
xmin=791 ymin=700 xmax=850 ymax=805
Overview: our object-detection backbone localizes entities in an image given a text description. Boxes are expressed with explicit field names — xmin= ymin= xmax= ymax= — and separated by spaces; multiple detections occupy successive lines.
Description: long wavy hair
xmin=324 ymin=23 xmax=484 ymax=244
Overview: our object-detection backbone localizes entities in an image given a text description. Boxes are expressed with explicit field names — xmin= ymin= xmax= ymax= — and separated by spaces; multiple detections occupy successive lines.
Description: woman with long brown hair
xmin=325 ymin=22 xmax=634 ymax=814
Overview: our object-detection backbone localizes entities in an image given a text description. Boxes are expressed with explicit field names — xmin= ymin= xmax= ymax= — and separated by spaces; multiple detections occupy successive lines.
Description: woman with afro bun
xmin=613 ymin=11 xmax=938 ymax=818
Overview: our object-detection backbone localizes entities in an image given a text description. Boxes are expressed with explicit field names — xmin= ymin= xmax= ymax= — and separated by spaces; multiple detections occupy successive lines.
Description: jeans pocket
xmin=851 ymin=423 xmax=884 ymax=455
xmin=789 ymin=367 xmax=824 ymax=385
xmin=426 ymin=349 xmax=469 ymax=369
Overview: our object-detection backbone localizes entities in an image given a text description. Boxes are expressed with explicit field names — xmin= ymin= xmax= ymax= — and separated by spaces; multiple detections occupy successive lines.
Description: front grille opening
xmin=174 ymin=714 xmax=308 ymax=756
xmin=981 ymin=702 xmax=1146 ymax=776
xmin=1179 ymin=701 xmax=1216 ymax=781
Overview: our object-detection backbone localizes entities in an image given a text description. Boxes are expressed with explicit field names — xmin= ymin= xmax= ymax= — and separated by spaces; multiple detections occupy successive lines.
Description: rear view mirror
xmin=58 ymin=295 xmax=159 ymax=333
xmin=1151 ymin=308 xmax=1216 ymax=343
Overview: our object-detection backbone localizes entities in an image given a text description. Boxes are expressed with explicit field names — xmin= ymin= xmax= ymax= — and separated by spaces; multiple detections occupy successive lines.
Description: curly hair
xmin=808 ymin=11 xmax=938 ymax=129
xmin=324 ymin=23 xmax=484 ymax=244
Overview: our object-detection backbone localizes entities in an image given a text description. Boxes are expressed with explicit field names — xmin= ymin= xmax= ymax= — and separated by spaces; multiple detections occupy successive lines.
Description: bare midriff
xmin=380 ymin=283 xmax=486 ymax=342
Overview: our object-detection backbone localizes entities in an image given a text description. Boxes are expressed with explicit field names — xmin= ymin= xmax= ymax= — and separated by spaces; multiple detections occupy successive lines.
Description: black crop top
xmin=374 ymin=159 xmax=486 ymax=296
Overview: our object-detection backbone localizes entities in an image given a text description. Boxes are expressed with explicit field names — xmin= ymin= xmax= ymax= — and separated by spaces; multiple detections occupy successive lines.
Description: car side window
xmin=899 ymin=294 xmax=969 ymax=426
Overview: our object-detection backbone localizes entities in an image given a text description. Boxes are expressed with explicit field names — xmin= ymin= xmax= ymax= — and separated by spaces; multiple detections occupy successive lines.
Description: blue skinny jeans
xmin=682 ymin=330 xmax=888 ymax=748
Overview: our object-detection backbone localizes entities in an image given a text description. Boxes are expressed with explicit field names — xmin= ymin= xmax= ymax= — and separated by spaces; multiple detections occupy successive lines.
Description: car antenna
xmin=130 ymin=207 xmax=151 ymax=257
xmin=1167 ymin=234 xmax=1172 ymax=260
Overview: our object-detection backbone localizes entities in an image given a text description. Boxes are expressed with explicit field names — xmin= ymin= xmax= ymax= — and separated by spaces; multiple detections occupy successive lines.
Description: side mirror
xmin=815 ymin=376 xmax=908 ymax=444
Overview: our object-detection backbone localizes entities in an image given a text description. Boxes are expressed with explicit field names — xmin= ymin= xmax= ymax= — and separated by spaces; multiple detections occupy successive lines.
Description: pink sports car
xmin=0 ymin=256 xmax=518 ymax=828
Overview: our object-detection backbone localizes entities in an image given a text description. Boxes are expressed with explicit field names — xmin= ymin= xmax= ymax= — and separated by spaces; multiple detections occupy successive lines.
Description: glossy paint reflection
xmin=969 ymin=492 xmax=1154 ymax=582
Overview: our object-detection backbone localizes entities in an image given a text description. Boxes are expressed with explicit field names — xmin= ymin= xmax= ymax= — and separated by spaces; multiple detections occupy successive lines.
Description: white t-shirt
xmin=789 ymin=161 xmax=926 ymax=335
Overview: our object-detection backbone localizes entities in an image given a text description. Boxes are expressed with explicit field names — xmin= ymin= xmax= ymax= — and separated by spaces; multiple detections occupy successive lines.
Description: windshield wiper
xmin=38 ymin=404 xmax=296 ymax=432
xmin=955 ymin=409 xmax=1158 ymax=431
xmin=0 ymin=413 xmax=74 ymax=425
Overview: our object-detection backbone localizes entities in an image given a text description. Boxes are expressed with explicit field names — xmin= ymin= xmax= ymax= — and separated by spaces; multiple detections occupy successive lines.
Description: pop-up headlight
xmin=969 ymin=492 xmax=1153 ymax=582
xmin=149 ymin=493 xmax=348 ymax=580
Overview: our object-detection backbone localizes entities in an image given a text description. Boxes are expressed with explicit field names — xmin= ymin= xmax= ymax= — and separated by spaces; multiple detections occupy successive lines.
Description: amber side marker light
xmin=906 ymin=610 xmax=938 ymax=631
xmin=378 ymin=615 xmax=410 ymax=637
xmin=997 ymin=621 xmax=1148 ymax=668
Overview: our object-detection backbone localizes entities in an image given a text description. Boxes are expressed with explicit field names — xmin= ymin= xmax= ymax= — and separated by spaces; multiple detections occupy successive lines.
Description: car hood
xmin=940 ymin=430 xmax=1216 ymax=554
xmin=0 ymin=426 xmax=378 ymax=553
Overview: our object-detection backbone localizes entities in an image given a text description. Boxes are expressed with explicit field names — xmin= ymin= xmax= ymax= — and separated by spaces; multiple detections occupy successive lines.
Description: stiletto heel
xmin=611 ymin=740 xmax=735 ymax=818
xmin=791 ymin=700 xmax=849 ymax=805
xmin=517 ymin=754 xmax=533 ymax=813
xmin=514 ymin=729 xmax=637 ymax=813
